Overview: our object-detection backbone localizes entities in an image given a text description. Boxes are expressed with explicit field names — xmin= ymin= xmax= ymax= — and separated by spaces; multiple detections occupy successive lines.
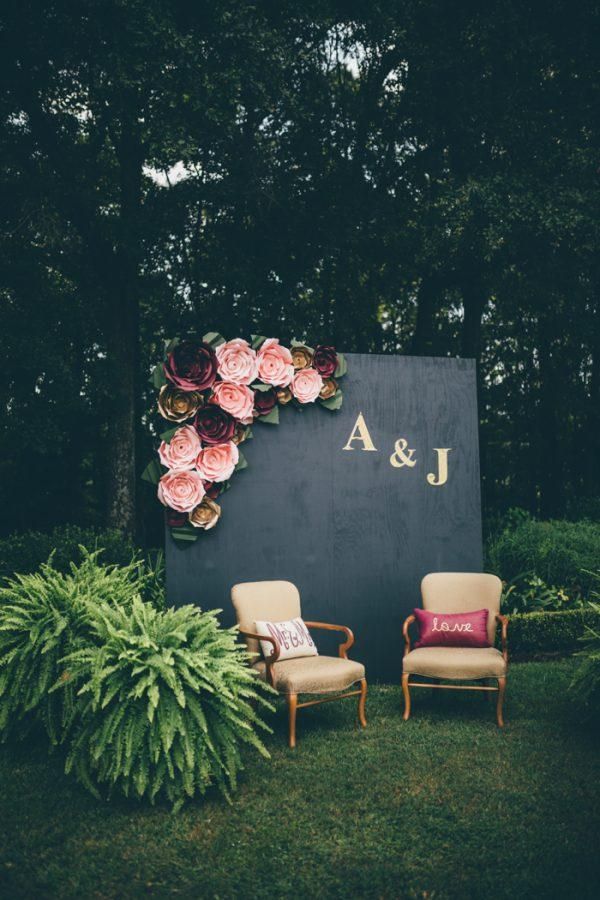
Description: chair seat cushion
xmin=403 ymin=646 xmax=506 ymax=680
xmin=253 ymin=655 xmax=365 ymax=694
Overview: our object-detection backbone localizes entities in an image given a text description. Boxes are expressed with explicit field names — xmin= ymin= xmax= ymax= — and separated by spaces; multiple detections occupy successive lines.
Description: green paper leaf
xmin=170 ymin=525 xmax=199 ymax=544
xmin=219 ymin=480 xmax=231 ymax=494
xmin=244 ymin=428 xmax=253 ymax=441
xmin=202 ymin=331 xmax=226 ymax=348
xmin=256 ymin=406 xmax=279 ymax=425
xmin=141 ymin=459 xmax=164 ymax=485
xmin=251 ymin=382 xmax=273 ymax=392
xmin=334 ymin=353 xmax=347 ymax=378
xmin=164 ymin=337 xmax=180 ymax=354
xmin=251 ymin=334 xmax=267 ymax=350
xmin=150 ymin=363 xmax=167 ymax=389
xmin=159 ymin=427 xmax=179 ymax=443
xmin=320 ymin=390 xmax=343 ymax=411
xmin=235 ymin=450 xmax=248 ymax=472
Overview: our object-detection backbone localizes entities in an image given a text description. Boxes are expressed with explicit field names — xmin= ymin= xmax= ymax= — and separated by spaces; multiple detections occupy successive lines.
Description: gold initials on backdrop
xmin=342 ymin=412 xmax=452 ymax=487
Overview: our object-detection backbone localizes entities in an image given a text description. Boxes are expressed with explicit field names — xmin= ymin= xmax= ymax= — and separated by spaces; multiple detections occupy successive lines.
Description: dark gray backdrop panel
xmin=166 ymin=354 xmax=482 ymax=682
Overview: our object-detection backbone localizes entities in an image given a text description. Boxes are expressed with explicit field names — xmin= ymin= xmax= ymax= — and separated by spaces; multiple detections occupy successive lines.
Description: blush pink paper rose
xmin=196 ymin=441 xmax=239 ymax=483
xmin=157 ymin=469 xmax=205 ymax=512
xmin=210 ymin=382 xmax=254 ymax=424
xmin=158 ymin=425 xmax=201 ymax=470
xmin=291 ymin=367 xmax=323 ymax=403
xmin=215 ymin=338 xmax=259 ymax=385
xmin=256 ymin=338 xmax=294 ymax=387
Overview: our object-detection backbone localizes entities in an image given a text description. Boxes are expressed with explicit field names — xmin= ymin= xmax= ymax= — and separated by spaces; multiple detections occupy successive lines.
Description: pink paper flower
xmin=196 ymin=441 xmax=239 ymax=483
xmin=291 ymin=367 xmax=323 ymax=403
xmin=157 ymin=469 xmax=205 ymax=513
xmin=158 ymin=425 xmax=201 ymax=470
xmin=215 ymin=338 xmax=259 ymax=385
xmin=210 ymin=382 xmax=254 ymax=424
xmin=256 ymin=338 xmax=294 ymax=387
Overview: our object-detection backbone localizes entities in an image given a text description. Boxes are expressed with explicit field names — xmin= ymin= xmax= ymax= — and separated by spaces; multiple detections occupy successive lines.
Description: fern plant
xmin=61 ymin=598 xmax=274 ymax=810
xmin=0 ymin=548 xmax=152 ymax=743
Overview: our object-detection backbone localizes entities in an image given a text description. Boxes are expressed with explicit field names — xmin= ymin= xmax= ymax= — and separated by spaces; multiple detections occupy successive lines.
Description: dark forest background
xmin=1 ymin=0 xmax=598 ymax=545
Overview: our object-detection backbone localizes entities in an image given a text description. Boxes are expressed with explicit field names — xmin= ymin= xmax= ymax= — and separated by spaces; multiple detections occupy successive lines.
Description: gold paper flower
xmin=291 ymin=346 xmax=313 ymax=370
xmin=157 ymin=385 xmax=203 ymax=423
xmin=319 ymin=377 xmax=338 ymax=400
xmin=276 ymin=387 xmax=293 ymax=405
xmin=189 ymin=497 xmax=221 ymax=530
xmin=232 ymin=423 xmax=250 ymax=445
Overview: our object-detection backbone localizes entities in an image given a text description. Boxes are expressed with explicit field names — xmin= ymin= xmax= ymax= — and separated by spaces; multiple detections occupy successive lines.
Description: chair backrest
xmin=231 ymin=580 xmax=302 ymax=656
xmin=420 ymin=572 xmax=502 ymax=645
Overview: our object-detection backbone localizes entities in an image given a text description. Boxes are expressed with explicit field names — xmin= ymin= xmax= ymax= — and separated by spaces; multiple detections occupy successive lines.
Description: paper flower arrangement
xmin=142 ymin=333 xmax=347 ymax=544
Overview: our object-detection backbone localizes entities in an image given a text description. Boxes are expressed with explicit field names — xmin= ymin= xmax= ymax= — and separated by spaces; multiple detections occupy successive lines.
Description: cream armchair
xmin=231 ymin=580 xmax=367 ymax=747
xmin=402 ymin=573 xmax=509 ymax=727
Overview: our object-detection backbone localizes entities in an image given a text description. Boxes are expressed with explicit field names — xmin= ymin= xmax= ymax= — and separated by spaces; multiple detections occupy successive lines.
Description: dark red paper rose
xmin=313 ymin=345 xmax=338 ymax=378
xmin=194 ymin=405 xmax=236 ymax=444
xmin=253 ymin=388 xmax=278 ymax=416
xmin=166 ymin=507 xmax=188 ymax=528
xmin=202 ymin=481 xmax=221 ymax=500
xmin=164 ymin=339 xmax=218 ymax=392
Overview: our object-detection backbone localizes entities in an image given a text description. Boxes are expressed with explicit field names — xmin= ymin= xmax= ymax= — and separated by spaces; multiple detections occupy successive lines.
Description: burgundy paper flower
xmin=313 ymin=345 xmax=338 ymax=378
xmin=202 ymin=481 xmax=222 ymax=500
xmin=253 ymin=388 xmax=278 ymax=416
xmin=165 ymin=507 xmax=189 ymax=528
xmin=164 ymin=339 xmax=218 ymax=392
xmin=194 ymin=405 xmax=236 ymax=444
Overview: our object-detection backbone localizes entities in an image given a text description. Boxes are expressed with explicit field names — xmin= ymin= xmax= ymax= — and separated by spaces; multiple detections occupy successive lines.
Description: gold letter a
xmin=342 ymin=412 xmax=378 ymax=451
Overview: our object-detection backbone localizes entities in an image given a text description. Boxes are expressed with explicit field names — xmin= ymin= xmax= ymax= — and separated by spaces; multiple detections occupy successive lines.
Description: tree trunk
xmin=105 ymin=111 xmax=143 ymax=537
xmin=538 ymin=338 xmax=564 ymax=517
xmin=583 ymin=301 xmax=600 ymax=499
xmin=410 ymin=273 xmax=442 ymax=355
xmin=460 ymin=279 xmax=486 ymax=361
xmin=460 ymin=276 xmax=489 ymax=514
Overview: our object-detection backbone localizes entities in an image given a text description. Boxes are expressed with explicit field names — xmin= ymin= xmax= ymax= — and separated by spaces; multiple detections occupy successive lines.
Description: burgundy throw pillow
xmin=413 ymin=608 xmax=490 ymax=648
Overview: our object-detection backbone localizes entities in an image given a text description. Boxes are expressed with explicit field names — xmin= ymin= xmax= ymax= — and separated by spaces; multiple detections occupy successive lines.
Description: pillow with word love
xmin=413 ymin=608 xmax=490 ymax=649
xmin=253 ymin=617 xmax=319 ymax=661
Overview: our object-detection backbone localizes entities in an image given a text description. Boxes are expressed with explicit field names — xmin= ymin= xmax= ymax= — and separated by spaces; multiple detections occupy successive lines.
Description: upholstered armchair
xmin=402 ymin=573 xmax=509 ymax=726
xmin=231 ymin=580 xmax=367 ymax=747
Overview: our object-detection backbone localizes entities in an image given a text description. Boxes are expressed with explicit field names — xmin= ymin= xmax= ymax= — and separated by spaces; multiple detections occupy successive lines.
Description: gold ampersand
xmin=389 ymin=438 xmax=417 ymax=468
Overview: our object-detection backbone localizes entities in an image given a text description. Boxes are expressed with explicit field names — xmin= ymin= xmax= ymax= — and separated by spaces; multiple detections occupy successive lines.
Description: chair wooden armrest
xmin=402 ymin=614 xmax=416 ymax=656
xmin=303 ymin=621 xmax=355 ymax=659
xmin=238 ymin=629 xmax=280 ymax=688
xmin=496 ymin=614 xmax=509 ymax=664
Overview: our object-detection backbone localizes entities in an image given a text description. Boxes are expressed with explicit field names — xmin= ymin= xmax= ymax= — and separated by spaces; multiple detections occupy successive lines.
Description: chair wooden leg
xmin=287 ymin=693 xmax=298 ymax=748
xmin=358 ymin=678 xmax=367 ymax=728
xmin=402 ymin=673 xmax=411 ymax=720
xmin=496 ymin=677 xmax=506 ymax=727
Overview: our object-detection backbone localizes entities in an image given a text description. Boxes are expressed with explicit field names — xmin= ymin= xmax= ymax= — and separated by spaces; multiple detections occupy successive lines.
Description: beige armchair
xmin=402 ymin=573 xmax=509 ymax=727
xmin=231 ymin=580 xmax=367 ymax=747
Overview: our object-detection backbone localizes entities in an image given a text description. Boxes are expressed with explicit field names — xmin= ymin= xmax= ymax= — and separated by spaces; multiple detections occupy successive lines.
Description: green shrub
xmin=501 ymin=574 xmax=584 ymax=615
xmin=0 ymin=525 xmax=138 ymax=583
xmin=62 ymin=598 xmax=273 ymax=810
xmin=0 ymin=549 xmax=156 ymax=744
xmin=487 ymin=518 xmax=600 ymax=599
xmin=507 ymin=608 xmax=600 ymax=657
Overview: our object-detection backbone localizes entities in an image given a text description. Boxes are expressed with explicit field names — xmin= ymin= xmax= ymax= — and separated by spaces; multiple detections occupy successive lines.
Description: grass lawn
xmin=0 ymin=660 xmax=598 ymax=899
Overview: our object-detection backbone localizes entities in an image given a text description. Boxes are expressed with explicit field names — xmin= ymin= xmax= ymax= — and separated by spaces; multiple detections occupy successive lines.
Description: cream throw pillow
xmin=253 ymin=617 xmax=318 ymax=661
